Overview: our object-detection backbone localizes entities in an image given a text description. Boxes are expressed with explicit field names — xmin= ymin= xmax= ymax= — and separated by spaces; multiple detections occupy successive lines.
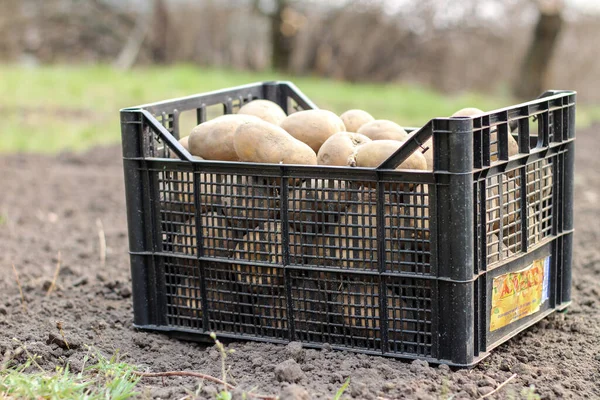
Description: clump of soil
xmin=1 ymin=127 xmax=599 ymax=399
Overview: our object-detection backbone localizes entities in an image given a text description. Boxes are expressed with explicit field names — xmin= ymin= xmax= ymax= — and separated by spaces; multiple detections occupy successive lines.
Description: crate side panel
xmin=289 ymin=181 xmax=378 ymax=270
xmin=163 ymin=256 xmax=204 ymax=331
xmin=205 ymin=261 xmax=288 ymax=340
xmin=290 ymin=269 xmax=383 ymax=352
xmin=384 ymin=182 xmax=431 ymax=275
xmin=386 ymin=276 xmax=434 ymax=357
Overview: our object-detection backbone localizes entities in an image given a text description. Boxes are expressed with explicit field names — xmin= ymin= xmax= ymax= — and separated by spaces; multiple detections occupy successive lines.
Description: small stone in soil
xmin=67 ymin=356 xmax=84 ymax=373
xmin=251 ymin=357 xmax=264 ymax=367
xmin=462 ymin=384 xmax=478 ymax=397
xmin=350 ymin=382 xmax=367 ymax=398
xmin=552 ymin=384 xmax=565 ymax=396
xmin=120 ymin=287 xmax=132 ymax=298
xmin=105 ymin=280 xmax=121 ymax=290
xmin=329 ymin=373 xmax=343 ymax=384
xmin=478 ymin=386 xmax=495 ymax=396
xmin=275 ymin=359 xmax=306 ymax=383
xmin=201 ymin=385 xmax=218 ymax=397
xmin=72 ymin=277 xmax=89 ymax=287
xmin=285 ymin=341 xmax=305 ymax=363
xmin=478 ymin=376 xmax=497 ymax=387
xmin=279 ymin=384 xmax=310 ymax=400
xmin=409 ymin=359 xmax=429 ymax=372
xmin=500 ymin=359 xmax=512 ymax=371
xmin=47 ymin=333 xmax=80 ymax=350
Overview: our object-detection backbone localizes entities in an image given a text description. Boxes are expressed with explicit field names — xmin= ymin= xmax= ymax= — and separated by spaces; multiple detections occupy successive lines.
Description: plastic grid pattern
xmin=121 ymin=82 xmax=575 ymax=366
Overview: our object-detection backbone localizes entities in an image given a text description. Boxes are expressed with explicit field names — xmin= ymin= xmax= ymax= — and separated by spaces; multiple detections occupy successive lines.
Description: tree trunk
xmin=514 ymin=5 xmax=563 ymax=99
xmin=271 ymin=0 xmax=293 ymax=71
xmin=151 ymin=0 xmax=169 ymax=63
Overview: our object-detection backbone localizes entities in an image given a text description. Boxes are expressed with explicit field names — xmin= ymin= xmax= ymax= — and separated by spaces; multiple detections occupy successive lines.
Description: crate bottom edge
xmin=131 ymin=323 xmax=491 ymax=367
xmin=131 ymin=301 xmax=571 ymax=367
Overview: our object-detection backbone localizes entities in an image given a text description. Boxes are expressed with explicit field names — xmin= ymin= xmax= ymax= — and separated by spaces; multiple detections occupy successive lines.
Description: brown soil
xmin=1 ymin=126 xmax=599 ymax=400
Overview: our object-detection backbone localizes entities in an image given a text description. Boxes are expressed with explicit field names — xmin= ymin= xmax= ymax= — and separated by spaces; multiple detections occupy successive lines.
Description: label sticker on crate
xmin=490 ymin=256 xmax=551 ymax=332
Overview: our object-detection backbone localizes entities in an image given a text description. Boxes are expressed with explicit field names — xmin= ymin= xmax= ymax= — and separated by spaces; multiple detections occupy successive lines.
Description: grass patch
xmin=0 ymin=351 xmax=139 ymax=399
xmin=0 ymin=64 xmax=596 ymax=153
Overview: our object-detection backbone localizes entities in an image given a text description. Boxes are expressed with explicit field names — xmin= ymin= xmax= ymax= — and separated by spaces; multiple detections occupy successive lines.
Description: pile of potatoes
xmin=175 ymin=100 xmax=431 ymax=170
xmin=168 ymin=100 xmax=546 ymax=331
xmin=173 ymin=100 xmax=435 ymax=268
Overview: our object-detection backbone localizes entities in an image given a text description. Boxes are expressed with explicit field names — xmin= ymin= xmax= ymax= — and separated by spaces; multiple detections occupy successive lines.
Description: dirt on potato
xmin=1 ymin=126 xmax=599 ymax=400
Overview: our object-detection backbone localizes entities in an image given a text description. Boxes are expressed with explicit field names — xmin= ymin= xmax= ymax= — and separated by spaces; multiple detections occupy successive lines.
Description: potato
xmin=164 ymin=165 xmax=229 ymax=217
xmin=221 ymin=175 xmax=279 ymax=231
xmin=288 ymin=178 xmax=356 ymax=233
xmin=174 ymin=277 xmax=235 ymax=320
xmin=490 ymin=173 xmax=521 ymax=233
xmin=237 ymin=99 xmax=287 ymax=125
xmin=288 ymin=179 xmax=326 ymax=231
xmin=318 ymin=193 xmax=417 ymax=270
xmin=314 ymin=185 xmax=433 ymax=273
xmin=485 ymin=177 xmax=501 ymax=234
xmin=491 ymin=161 xmax=551 ymax=233
xmin=170 ymin=217 xmax=238 ymax=318
xmin=289 ymin=278 xmax=329 ymax=333
xmin=494 ymin=130 xmax=519 ymax=161
xmin=317 ymin=132 xmax=371 ymax=166
xmin=178 ymin=135 xmax=190 ymax=152
xmin=234 ymin=119 xmax=317 ymax=165
xmin=491 ymin=201 xmax=541 ymax=255
xmin=340 ymin=283 xmax=385 ymax=335
xmin=501 ymin=205 xmax=541 ymax=248
xmin=331 ymin=282 xmax=415 ymax=343
xmin=280 ymin=109 xmax=346 ymax=153
xmin=487 ymin=233 xmax=514 ymax=265
xmin=161 ymin=159 xmax=219 ymax=221
xmin=167 ymin=136 xmax=197 ymax=159
xmin=451 ymin=107 xmax=519 ymax=161
xmin=451 ymin=107 xmax=485 ymax=118
xmin=189 ymin=114 xmax=263 ymax=161
xmin=173 ymin=277 xmax=202 ymax=319
xmin=340 ymin=109 xmax=375 ymax=133
xmin=526 ymin=205 xmax=542 ymax=245
xmin=172 ymin=213 xmax=234 ymax=258
xmin=355 ymin=140 xmax=427 ymax=171
xmin=526 ymin=159 xmax=553 ymax=205
xmin=357 ymin=120 xmax=409 ymax=141
xmin=400 ymin=185 xmax=431 ymax=246
xmin=317 ymin=202 xmax=378 ymax=270
xmin=232 ymin=221 xmax=296 ymax=291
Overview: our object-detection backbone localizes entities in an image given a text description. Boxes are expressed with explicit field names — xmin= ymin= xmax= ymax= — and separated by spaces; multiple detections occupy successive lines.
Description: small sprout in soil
xmin=333 ymin=377 xmax=350 ymax=400
xmin=211 ymin=332 xmax=236 ymax=400
xmin=520 ymin=385 xmax=541 ymax=400
xmin=216 ymin=390 xmax=233 ymax=400
xmin=11 ymin=264 xmax=27 ymax=314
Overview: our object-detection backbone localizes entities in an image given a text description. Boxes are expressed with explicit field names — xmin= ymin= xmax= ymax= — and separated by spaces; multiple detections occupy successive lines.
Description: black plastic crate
xmin=120 ymin=82 xmax=575 ymax=366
